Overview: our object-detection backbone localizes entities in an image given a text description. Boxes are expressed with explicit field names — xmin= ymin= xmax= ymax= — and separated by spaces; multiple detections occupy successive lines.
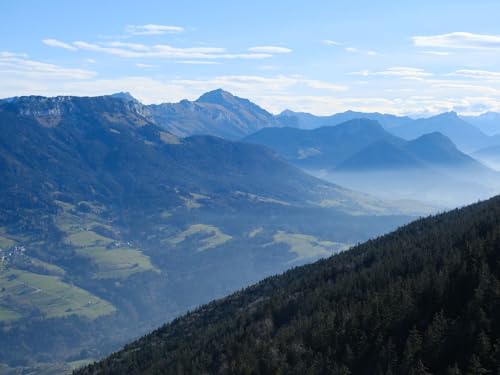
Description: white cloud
xmin=421 ymin=50 xmax=451 ymax=56
xmin=42 ymin=38 xmax=77 ymax=51
xmin=349 ymin=67 xmax=432 ymax=80
xmin=447 ymin=69 xmax=500 ymax=80
xmin=322 ymin=40 xmax=342 ymax=46
xmin=86 ymin=58 xmax=96 ymax=64
xmin=125 ymin=24 xmax=184 ymax=35
xmin=345 ymin=47 xmax=377 ymax=56
xmin=0 ymin=52 xmax=96 ymax=80
xmin=0 ymin=51 xmax=28 ymax=58
xmin=248 ymin=46 xmax=292 ymax=54
xmin=135 ymin=63 xmax=158 ymax=68
xmin=176 ymin=60 xmax=220 ymax=65
xmin=171 ymin=75 xmax=348 ymax=96
xmin=46 ymin=39 xmax=273 ymax=60
xmin=413 ymin=32 xmax=500 ymax=49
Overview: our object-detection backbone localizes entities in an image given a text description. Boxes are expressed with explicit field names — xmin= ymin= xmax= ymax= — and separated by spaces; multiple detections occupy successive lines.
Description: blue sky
xmin=2 ymin=0 xmax=500 ymax=116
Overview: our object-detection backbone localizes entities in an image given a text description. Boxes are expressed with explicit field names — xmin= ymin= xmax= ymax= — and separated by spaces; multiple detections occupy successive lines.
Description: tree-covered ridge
xmin=78 ymin=195 xmax=500 ymax=374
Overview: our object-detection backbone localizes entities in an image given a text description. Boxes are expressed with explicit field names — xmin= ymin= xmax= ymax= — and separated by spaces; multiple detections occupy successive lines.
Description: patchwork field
xmin=0 ymin=306 xmax=21 ymax=322
xmin=28 ymin=257 xmax=66 ymax=276
xmin=53 ymin=200 xmax=157 ymax=279
xmin=76 ymin=246 xmax=158 ymax=279
xmin=0 ymin=266 xmax=116 ymax=322
xmin=0 ymin=236 xmax=15 ymax=249
xmin=167 ymin=224 xmax=232 ymax=251
xmin=272 ymin=231 xmax=350 ymax=260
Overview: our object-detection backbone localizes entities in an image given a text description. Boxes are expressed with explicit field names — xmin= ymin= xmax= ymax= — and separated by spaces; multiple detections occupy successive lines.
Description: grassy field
xmin=68 ymin=358 xmax=95 ymax=370
xmin=0 ymin=267 xmax=116 ymax=321
xmin=64 ymin=230 xmax=114 ymax=247
xmin=55 ymin=201 xmax=157 ymax=280
xmin=29 ymin=257 xmax=66 ymax=276
xmin=0 ymin=306 xmax=22 ymax=321
xmin=181 ymin=192 xmax=210 ymax=209
xmin=168 ymin=224 xmax=232 ymax=251
xmin=76 ymin=246 xmax=158 ymax=279
xmin=272 ymin=231 xmax=350 ymax=260
xmin=0 ymin=236 xmax=16 ymax=249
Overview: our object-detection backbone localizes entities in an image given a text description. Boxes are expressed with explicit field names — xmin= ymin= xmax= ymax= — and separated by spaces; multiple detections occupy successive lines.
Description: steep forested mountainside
xmin=78 ymin=195 xmax=500 ymax=375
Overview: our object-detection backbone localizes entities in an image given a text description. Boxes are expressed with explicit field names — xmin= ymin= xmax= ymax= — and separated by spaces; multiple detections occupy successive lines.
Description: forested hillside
xmin=78 ymin=195 xmax=500 ymax=375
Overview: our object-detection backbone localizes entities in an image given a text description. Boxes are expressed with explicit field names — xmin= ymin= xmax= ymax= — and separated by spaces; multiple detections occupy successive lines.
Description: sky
xmin=2 ymin=0 xmax=500 ymax=116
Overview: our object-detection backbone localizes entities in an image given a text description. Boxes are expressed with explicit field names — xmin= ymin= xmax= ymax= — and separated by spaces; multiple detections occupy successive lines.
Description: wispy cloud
xmin=42 ymin=38 xmax=77 ymax=51
xmin=345 ymin=47 xmax=377 ymax=56
xmin=176 ymin=60 xmax=220 ymax=65
xmin=421 ymin=50 xmax=451 ymax=56
xmin=172 ymin=75 xmax=348 ymax=94
xmin=0 ymin=51 xmax=96 ymax=79
xmin=322 ymin=40 xmax=342 ymax=46
xmin=45 ymin=39 xmax=273 ymax=60
xmin=135 ymin=63 xmax=158 ymax=68
xmin=413 ymin=32 xmax=500 ymax=49
xmin=447 ymin=69 xmax=500 ymax=80
xmin=248 ymin=46 xmax=292 ymax=54
xmin=125 ymin=24 xmax=184 ymax=35
xmin=3 ymin=68 xmax=500 ymax=116
xmin=349 ymin=67 xmax=431 ymax=80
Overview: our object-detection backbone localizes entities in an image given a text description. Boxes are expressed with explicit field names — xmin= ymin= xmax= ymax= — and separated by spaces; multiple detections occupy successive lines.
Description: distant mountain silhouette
xmin=277 ymin=109 xmax=414 ymax=130
xmin=391 ymin=112 xmax=496 ymax=152
xmin=143 ymin=89 xmax=279 ymax=139
xmin=244 ymin=119 xmax=399 ymax=168
xmin=462 ymin=112 xmax=500 ymax=136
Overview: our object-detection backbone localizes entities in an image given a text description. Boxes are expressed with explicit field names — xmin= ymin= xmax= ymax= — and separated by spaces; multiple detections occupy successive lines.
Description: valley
xmin=1 ymin=90 xmax=500 ymax=374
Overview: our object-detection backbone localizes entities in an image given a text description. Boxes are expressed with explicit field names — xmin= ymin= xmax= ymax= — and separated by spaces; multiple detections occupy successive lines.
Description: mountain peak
xmin=110 ymin=92 xmax=137 ymax=102
xmin=432 ymin=111 xmax=460 ymax=121
xmin=409 ymin=132 xmax=457 ymax=150
xmin=278 ymin=109 xmax=298 ymax=116
xmin=195 ymin=89 xmax=238 ymax=105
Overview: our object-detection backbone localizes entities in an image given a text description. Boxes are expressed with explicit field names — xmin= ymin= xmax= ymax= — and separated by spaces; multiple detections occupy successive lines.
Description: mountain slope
xmin=335 ymin=140 xmax=426 ymax=171
xmin=244 ymin=119 xmax=400 ymax=168
xmin=77 ymin=195 xmax=500 ymax=375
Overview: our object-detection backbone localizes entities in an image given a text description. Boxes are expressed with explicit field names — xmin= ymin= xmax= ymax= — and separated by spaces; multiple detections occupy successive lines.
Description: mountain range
xmin=117 ymin=89 xmax=279 ymax=140
xmin=244 ymin=119 xmax=483 ymax=170
xmin=277 ymin=108 xmax=500 ymax=153
xmin=12 ymin=89 xmax=495 ymax=154
xmin=243 ymin=120 xmax=498 ymax=206
xmin=0 ymin=94 xmax=414 ymax=373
